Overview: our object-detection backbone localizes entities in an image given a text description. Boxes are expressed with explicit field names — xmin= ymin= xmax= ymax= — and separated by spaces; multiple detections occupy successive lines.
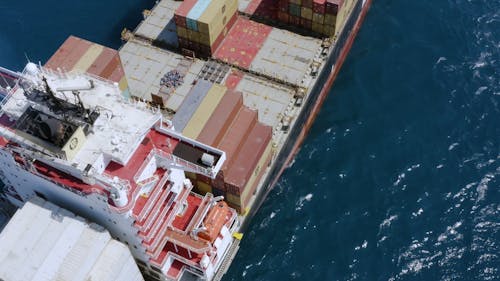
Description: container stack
xmin=174 ymin=0 xmax=239 ymax=57
xmin=277 ymin=0 xmax=344 ymax=36
xmin=175 ymin=81 xmax=273 ymax=214
xmin=45 ymin=36 xmax=129 ymax=97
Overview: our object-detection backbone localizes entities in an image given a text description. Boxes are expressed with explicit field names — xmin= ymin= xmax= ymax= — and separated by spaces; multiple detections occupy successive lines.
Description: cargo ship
xmin=0 ymin=0 xmax=372 ymax=280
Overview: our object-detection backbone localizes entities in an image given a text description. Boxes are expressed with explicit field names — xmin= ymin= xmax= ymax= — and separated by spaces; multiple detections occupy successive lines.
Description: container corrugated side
xmin=217 ymin=107 xmax=258 ymax=170
xmin=86 ymin=48 xmax=117 ymax=77
xmin=72 ymin=44 xmax=104 ymax=73
xmin=225 ymin=122 xmax=272 ymax=196
xmin=45 ymin=37 xmax=92 ymax=72
xmin=196 ymin=89 xmax=243 ymax=146
xmin=182 ymin=83 xmax=226 ymax=139
xmin=172 ymin=80 xmax=212 ymax=132
xmin=198 ymin=0 xmax=238 ymax=40
xmin=45 ymin=36 xmax=80 ymax=70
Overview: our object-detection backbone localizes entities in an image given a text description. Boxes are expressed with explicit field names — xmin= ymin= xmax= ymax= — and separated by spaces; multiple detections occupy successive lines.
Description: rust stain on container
xmin=197 ymin=90 xmax=243 ymax=146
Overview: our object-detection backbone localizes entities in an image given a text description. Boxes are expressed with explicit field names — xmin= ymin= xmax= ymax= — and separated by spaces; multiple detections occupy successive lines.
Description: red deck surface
xmin=244 ymin=0 xmax=278 ymax=20
xmin=33 ymin=160 xmax=103 ymax=194
xmin=224 ymin=70 xmax=244 ymax=89
xmin=213 ymin=17 xmax=272 ymax=69
xmin=167 ymin=260 xmax=183 ymax=279
xmin=105 ymin=130 xmax=178 ymax=186
xmin=172 ymin=194 xmax=202 ymax=231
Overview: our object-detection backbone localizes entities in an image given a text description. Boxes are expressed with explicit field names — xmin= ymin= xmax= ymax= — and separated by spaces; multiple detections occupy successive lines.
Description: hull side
xmin=240 ymin=0 xmax=372 ymax=231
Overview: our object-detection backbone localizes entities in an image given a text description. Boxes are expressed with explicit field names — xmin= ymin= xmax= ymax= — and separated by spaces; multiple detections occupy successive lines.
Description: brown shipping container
xmin=313 ymin=0 xmax=326 ymax=14
xmin=99 ymin=54 xmax=121 ymax=79
xmin=86 ymin=47 xmax=116 ymax=76
xmin=326 ymin=0 xmax=343 ymax=14
xmin=225 ymin=122 xmax=272 ymax=196
xmin=197 ymin=90 xmax=243 ymax=146
xmin=278 ymin=11 xmax=289 ymax=23
xmin=107 ymin=62 xmax=125 ymax=83
xmin=45 ymin=36 xmax=80 ymax=70
xmin=45 ymin=36 xmax=92 ymax=72
xmin=217 ymin=107 xmax=258 ymax=170
xmin=302 ymin=0 xmax=313 ymax=8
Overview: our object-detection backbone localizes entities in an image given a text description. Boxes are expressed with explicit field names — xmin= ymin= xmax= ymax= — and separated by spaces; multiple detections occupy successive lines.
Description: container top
xmin=187 ymin=0 xmax=211 ymax=20
xmin=225 ymin=122 xmax=272 ymax=189
xmin=175 ymin=0 xmax=198 ymax=17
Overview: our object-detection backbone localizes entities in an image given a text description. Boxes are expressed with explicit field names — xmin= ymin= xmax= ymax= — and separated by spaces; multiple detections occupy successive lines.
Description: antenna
xmin=24 ymin=52 xmax=31 ymax=64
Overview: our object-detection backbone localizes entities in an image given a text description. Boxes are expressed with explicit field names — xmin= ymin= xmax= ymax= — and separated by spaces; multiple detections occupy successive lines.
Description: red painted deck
xmin=105 ymin=130 xmax=178 ymax=190
xmin=33 ymin=160 xmax=103 ymax=194
xmin=172 ymin=194 xmax=202 ymax=231
xmin=213 ymin=17 xmax=272 ymax=69
xmin=244 ymin=0 xmax=278 ymax=20
xmin=167 ymin=260 xmax=183 ymax=279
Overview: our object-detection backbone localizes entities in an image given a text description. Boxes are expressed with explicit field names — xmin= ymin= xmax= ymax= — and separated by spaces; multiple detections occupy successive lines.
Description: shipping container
xmin=312 ymin=21 xmax=323 ymax=33
xmin=324 ymin=13 xmax=337 ymax=26
xmin=301 ymin=7 xmax=313 ymax=20
xmin=197 ymin=90 xmax=243 ymax=146
xmin=302 ymin=0 xmax=313 ymax=8
xmin=326 ymin=0 xmax=343 ymax=15
xmin=45 ymin=36 xmax=79 ymax=70
xmin=289 ymin=3 xmax=301 ymax=17
xmin=86 ymin=47 xmax=116 ymax=77
xmin=171 ymin=80 xmax=212 ymax=132
xmin=182 ymin=83 xmax=226 ymax=139
xmin=289 ymin=0 xmax=302 ymax=5
xmin=312 ymin=12 xmax=325 ymax=24
xmin=217 ymin=107 xmax=258 ymax=170
xmin=46 ymin=37 xmax=92 ymax=72
xmin=73 ymin=44 xmax=104 ymax=72
xmin=99 ymin=54 xmax=121 ymax=79
xmin=197 ymin=180 xmax=212 ymax=195
xmin=225 ymin=123 xmax=272 ymax=196
xmin=277 ymin=11 xmax=289 ymax=24
xmin=313 ymin=0 xmax=326 ymax=14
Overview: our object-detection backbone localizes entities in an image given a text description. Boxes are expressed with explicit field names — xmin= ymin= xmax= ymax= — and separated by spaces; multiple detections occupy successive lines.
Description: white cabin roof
xmin=0 ymin=198 xmax=144 ymax=281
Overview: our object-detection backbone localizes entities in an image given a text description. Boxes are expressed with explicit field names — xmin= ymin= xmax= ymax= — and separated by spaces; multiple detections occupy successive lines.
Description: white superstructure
xmin=0 ymin=63 xmax=239 ymax=281
xmin=0 ymin=197 xmax=144 ymax=281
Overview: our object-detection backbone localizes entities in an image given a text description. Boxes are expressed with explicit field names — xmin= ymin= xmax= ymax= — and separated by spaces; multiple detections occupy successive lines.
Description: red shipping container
xmin=278 ymin=11 xmax=289 ymax=23
xmin=326 ymin=0 xmax=343 ymax=14
xmin=313 ymin=0 xmax=326 ymax=14
xmin=225 ymin=123 xmax=272 ymax=196
xmin=217 ymin=107 xmax=257 ymax=170
xmin=174 ymin=14 xmax=186 ymax=28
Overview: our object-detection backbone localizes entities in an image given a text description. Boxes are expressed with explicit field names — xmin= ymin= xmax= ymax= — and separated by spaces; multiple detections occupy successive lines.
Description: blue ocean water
xmin=1 ymin=0 xmax=499 ymax=280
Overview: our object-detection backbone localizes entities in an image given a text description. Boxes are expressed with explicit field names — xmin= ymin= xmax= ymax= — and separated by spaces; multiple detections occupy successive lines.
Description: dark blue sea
xmin=1 ymin=0 xmax=498 ymax=280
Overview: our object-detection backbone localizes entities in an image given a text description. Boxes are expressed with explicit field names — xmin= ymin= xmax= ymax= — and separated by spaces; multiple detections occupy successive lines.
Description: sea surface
xmin=0 ymin=0 xmax=498 ymax=280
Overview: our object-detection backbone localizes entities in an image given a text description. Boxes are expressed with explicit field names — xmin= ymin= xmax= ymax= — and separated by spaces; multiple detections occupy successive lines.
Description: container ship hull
xmin=240 ymin=0 xmax=372 ymax=231
xmin=0 ymin=0 xmax=372 ymax=280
